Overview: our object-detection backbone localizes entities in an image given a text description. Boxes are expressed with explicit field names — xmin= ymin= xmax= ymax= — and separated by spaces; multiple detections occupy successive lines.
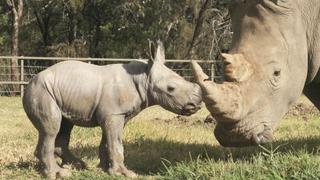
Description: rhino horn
xmin=222 ymin=53 xmax=254 ymax=82
xmin=191 ymin=61 xmax=215 ymax=95
xmin=191 ymin=60 xmax=223 ymax=101
xmin=191 ymin=60 xmax=243 ymax=123
xmin=191 ymin=61 xmax=209 ymax=84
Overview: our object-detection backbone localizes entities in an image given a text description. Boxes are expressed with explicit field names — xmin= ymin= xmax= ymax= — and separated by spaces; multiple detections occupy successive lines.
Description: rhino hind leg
xmin=36 ymin=131 xmax=71 ymax=179
xmin=99 ymin=115 xmax=137 ymax=178
xmin=54 ymin=118 xmax=87 ymax=169
xmin=303 ymin=82 xmax=320 ymax=110
xmin=25 ymin=94 xmax=71 ymax=179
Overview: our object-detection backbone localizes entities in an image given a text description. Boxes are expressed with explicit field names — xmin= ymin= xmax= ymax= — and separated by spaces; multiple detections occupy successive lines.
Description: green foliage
xmin=0 ymin=0 xmax=232 ymax=59
xmin=159 ymin=146 xmax=320 ymax=179
xmin=0 ymin=3 xmax=11 ymax=54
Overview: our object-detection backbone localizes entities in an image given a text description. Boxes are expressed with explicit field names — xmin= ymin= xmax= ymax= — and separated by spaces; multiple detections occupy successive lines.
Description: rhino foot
xmin=42 ymin=167 xmax=71 ymax=180
xmin=62 ymin=158 xmax=87 ymax=170
xmin=108 ymin=166 xmax=138 ymax=178
xmin=97 ymin=161 xmax=108 ymax=171
xmin=57 ymin=168 xmax=72 ymax=179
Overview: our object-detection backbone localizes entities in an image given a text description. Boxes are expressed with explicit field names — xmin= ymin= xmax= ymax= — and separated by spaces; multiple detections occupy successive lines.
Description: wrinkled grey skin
xmin=192 ymin=0 xmax=320 ymax=147
xmin=23 ymin=41 xmax=202 ymax=179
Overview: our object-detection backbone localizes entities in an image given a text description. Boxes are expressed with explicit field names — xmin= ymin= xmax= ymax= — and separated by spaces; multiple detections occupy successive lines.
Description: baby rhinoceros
xmin=22 ymin=41 xmax=202 ymax=179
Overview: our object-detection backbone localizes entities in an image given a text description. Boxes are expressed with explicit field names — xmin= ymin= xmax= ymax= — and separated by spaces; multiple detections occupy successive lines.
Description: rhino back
xmin=25 ymin=61 xmax=142 ymax=126
xmin=300 ymin=0 xmax=320 ymax=83
xmin=50 ymin=61 xmax=103 ymax=123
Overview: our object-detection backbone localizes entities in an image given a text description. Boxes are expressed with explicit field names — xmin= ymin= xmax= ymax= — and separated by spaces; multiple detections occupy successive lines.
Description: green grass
xmin=1 ymin=97 xmax=320 ymax=179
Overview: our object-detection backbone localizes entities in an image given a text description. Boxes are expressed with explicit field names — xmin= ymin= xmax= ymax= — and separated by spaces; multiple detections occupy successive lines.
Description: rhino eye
xmin=270 ymin=68 xmax=282 ymax=88
xmin=273 ymin=70 xmax=281 ymax=77
xmin=167 ymin=86 xmax=175 ymax=93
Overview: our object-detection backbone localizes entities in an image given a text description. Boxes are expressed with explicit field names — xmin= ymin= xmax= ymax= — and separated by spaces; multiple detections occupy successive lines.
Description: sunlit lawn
xmin=1 ymin=97 xmax=320 ymax=179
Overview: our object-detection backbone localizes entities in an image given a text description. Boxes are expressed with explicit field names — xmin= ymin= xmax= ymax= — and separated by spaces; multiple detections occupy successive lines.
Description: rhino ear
xmin=148 ymin=40 xmax=165 ymax=64
xmin=148 ymin=40 xmax=156 ymax=62
xmin=153 ymin=40 xmax=165 ymax=64
xmin=222 ymin=53 xmax=254 ymax=82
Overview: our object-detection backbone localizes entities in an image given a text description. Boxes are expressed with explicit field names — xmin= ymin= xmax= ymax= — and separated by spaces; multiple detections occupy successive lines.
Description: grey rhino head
xmin=192 ymin=0 xmax=308 ymax=146
xmin=148 ymin=40 xmax=202 ymax=116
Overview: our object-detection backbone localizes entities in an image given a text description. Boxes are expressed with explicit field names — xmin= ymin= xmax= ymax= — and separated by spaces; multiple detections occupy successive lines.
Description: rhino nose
xmin=186 ymin=102 xmax=196 ymax=108
xmin=184 ymin=102 xmax=196 ymax=111
xmin=186 ymin=102 xmax=201 ymax=110
xmin=252 ymin=128 xmax=273 ymax=145
xmin=181 ymin=102 xmax=201 ymax=116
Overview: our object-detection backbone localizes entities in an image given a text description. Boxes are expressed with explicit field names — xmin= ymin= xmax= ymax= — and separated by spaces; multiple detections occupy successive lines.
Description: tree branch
xmin=6 ymin=0 xmax=13 ymax=7
xmin=164 ymin=18 xmax=179 ymax=42
xmin=6 ymin=0 xmax=17 ymax=16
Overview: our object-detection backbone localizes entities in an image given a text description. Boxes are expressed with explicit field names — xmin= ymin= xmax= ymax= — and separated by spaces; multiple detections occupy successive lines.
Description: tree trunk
xmin=89 ymin=22 xmax=101 ymax=58
xmin=68 ymin=10 xmax=76 ymax=45
xmin=7 ymin=0 xmax=23 ymax=95
xmin=185 ymin=0 xmax=210 ymax=59
xmin=26 ymin=0 xmax=54 ymax=54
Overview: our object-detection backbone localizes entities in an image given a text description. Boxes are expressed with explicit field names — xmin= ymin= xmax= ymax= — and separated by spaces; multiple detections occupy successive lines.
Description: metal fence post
xmin=20 ymin=59 xmax=24 ymax=97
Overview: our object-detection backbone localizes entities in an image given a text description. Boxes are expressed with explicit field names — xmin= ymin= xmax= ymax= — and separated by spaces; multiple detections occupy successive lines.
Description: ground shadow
xmin=70 ymin=135 xmax=320 ymax=175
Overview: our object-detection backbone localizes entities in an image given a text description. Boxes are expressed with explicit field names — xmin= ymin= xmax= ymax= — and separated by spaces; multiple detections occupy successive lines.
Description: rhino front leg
xmin=54 ymin=118 xmax=87 ymax=169
xmin=98 ymin=134 xmax=110 ymax=170
xmin=99 ymin=115 xmax=137 ymax=178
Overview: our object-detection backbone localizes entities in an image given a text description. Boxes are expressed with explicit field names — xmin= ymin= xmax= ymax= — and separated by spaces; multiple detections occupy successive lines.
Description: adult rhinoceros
xmin=23 ymin=41 xmax=202 ymax=179
xmin=192 ymin=0 xmax=320 ymax=147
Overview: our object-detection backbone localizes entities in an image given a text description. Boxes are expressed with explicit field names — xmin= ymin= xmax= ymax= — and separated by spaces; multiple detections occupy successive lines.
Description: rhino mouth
xmin=214 ymin=123 xmax=274 ymax=147
xmin=180 ymin=103 xmax=201 ymax=116
xmin=251 ymin=126 xmax=273 ymax=145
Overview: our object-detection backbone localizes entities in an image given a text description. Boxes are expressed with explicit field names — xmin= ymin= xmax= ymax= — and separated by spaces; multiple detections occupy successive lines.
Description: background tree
xmin=6 ymin=0 xmax=23 ymax=93
xmin=0 ymin=0 xmax=231 ymax=59
xmin=0 ymin=0 xmax=232 ymax=94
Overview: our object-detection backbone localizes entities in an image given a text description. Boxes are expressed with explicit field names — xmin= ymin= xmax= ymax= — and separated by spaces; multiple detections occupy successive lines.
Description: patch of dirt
xmin=152 ymin=115 xmax=215 ymax=128
xmin=152 ymin=102 xmax=319 ymax=126
xmin=285 ymin=103 xmax=319 ymax=120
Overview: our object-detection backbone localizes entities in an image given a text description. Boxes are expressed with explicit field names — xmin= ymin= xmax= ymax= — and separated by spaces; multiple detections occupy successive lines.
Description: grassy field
xmin=1 ymin=97 xmax=320 ymax=179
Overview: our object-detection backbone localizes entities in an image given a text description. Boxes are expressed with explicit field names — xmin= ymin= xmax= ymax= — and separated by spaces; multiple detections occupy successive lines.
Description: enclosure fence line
xmin=0 ymin=56 xmax=216 ymax=97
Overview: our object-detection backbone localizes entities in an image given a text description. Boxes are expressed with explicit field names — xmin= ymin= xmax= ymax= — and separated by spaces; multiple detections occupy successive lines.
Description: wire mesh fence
xmin=0 ymin=56 xmax=219 ymax=96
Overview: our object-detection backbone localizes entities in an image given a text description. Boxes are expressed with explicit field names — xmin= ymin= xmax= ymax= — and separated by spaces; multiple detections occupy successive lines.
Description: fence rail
xmin=0 ymin=56 xmax=217 ymax=96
